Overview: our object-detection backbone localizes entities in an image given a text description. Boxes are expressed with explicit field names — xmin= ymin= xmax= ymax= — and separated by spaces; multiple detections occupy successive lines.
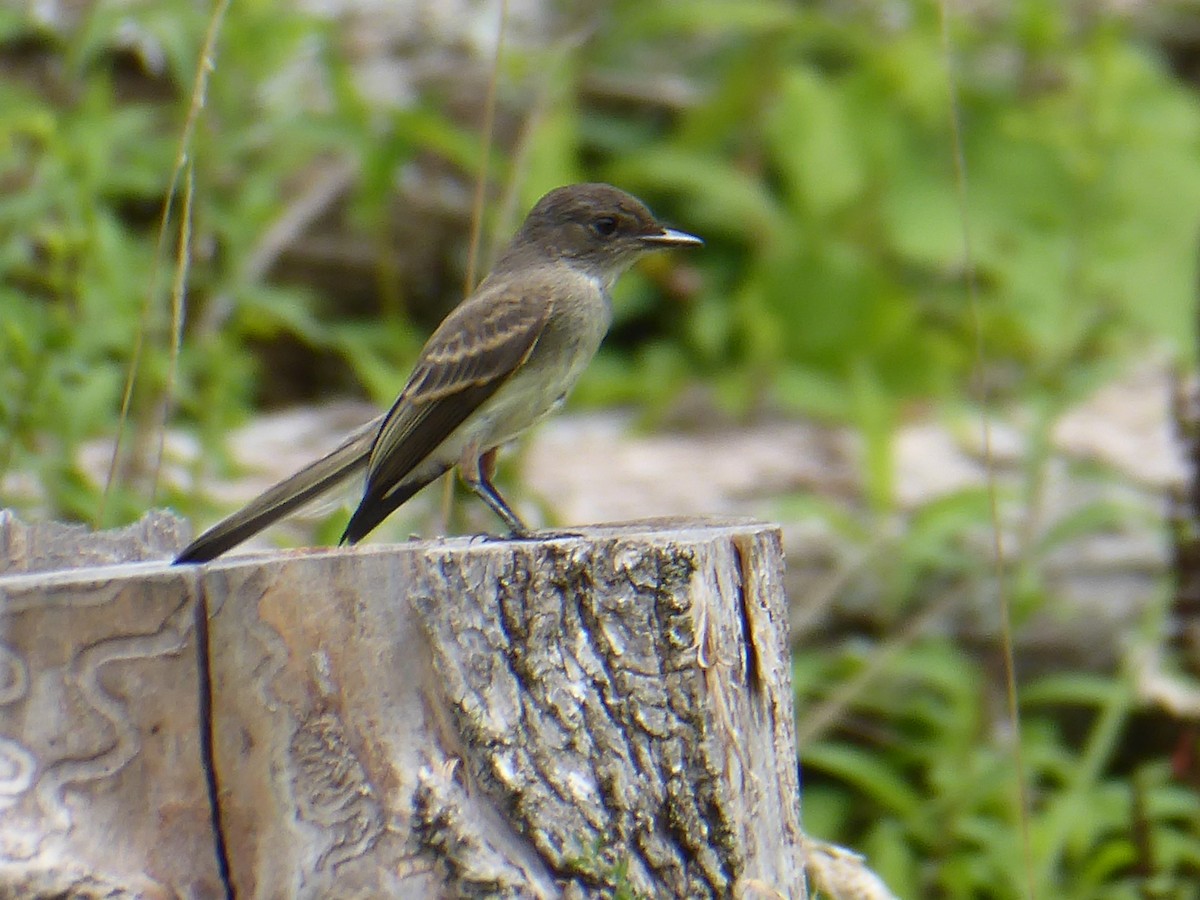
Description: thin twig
xmin=99 ymin=0 xmax=231 ymax=526
xmin=196 ymin=157 xmax=359 ymax=340
xmin=937 ymin=3 xmax=1037 ymax=898
xmin=463 ymin=0 xmax=509 ymax=295
xmin=150 ymin=163 xmax=195 ymax=502
xmin=794 ymin=593 xmax=957 ymax=748
xmin=442 ymin=0 xmax=510 ymax=532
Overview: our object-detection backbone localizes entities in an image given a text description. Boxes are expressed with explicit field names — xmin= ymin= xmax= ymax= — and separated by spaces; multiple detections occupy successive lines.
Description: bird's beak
xmin=641 ymin=227 xmax=703 ymax=247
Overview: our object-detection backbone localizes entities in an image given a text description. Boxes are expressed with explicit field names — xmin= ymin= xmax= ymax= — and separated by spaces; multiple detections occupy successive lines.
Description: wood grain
xmin=0 ymin=515 xmax=804 ymax=898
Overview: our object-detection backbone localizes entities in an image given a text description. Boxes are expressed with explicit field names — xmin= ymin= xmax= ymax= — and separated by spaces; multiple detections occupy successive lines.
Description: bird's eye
xmin=592 ymin=216 xmax=618 ymax=237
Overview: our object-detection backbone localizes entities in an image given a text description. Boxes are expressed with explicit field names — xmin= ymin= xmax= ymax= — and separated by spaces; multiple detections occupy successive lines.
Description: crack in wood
xmin=1 ymin=519 xmax=804 ymax=898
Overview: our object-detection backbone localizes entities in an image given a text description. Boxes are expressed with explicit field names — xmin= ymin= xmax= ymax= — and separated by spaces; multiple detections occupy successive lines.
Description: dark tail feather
xmin=174 ymin=417 xmax=381 ymax=564
xmin=340 ymin=468 xmax=446 ymax=546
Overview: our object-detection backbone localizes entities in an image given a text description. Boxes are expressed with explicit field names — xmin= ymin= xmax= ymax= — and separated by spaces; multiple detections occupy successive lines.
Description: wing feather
xmin=360 ymin=282 xmax=551 ymax=501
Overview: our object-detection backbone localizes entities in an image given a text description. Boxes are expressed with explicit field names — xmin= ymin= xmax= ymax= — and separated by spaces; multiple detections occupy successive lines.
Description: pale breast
xmin=463 ymin=270 xmax=612 ymax=449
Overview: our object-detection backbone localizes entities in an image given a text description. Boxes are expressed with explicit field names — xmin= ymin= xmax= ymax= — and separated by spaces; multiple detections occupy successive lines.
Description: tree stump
xmin=0 ymin=514 xmax=804 ymax=898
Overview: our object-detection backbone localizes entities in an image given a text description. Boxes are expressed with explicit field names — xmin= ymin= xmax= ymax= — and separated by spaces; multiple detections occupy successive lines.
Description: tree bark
xmin=0 ymin=514 xmax=804 ymax=898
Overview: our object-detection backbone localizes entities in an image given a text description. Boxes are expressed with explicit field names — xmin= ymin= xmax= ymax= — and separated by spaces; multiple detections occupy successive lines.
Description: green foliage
xmin=4 ymin=0 xmax=1198 ymax=521
xmin=796 ymin=638 xmax=1200 ymax=898
xmin=2 ymin=3 xmax=1198 ymax=894
xmin=564 ymin=0 xmax=1200 ymax=416
xmin=563 ymin=834 xmax=646 ymax=899
xmin=0 ymin=2 xmax=457 ymax=522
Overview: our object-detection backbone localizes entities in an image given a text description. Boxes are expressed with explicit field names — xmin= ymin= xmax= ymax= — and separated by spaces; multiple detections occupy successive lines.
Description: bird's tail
xmin=339 ymin=466 xmax=448 ymax=547
xmin=174 ymin=416 xmax=382 ymax=564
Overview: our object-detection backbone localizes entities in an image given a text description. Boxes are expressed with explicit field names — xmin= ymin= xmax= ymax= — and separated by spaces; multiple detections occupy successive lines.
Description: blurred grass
xmin=3 ymin=1 xmax=1198 ymax=516
xmin=795 ymin=627 xmax=1200 ymax=898
xmin=2 ymin=0 xmax=1200 ymax=895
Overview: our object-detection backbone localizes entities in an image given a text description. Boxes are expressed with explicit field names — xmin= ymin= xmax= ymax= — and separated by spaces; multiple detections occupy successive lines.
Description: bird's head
xmin=501 ymin=183 xmax=702 ymax=285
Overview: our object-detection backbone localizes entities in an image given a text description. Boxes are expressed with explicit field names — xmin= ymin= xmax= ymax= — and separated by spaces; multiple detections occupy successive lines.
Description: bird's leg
xmin=461 ymin=447 xmax=583 ymax=541
xmin=461 ymin=447 xmax=535 ymax=538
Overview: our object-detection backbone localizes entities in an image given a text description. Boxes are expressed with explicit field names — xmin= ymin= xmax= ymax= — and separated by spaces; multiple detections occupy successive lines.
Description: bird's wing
xmin=173 ymin=414 xmax=382 ymax=563
xmin=361 ymin=282 xmax=552 ymax=501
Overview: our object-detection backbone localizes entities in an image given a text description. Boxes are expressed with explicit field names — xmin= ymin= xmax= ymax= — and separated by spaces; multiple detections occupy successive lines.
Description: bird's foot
xmin=522 ymin=528 xmax=584 ymax=541
xmin=470 ymin=528 xmax=583 ymax=543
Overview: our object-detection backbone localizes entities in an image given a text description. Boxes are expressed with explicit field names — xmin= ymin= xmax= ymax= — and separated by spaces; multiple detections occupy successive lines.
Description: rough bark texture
xmin=0 ymin=514 xmax=803 ymax=899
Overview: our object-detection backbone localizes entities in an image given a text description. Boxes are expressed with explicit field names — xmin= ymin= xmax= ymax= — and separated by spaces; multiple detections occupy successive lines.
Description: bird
xmin=173 ymin=183 xmax=702 ymax=564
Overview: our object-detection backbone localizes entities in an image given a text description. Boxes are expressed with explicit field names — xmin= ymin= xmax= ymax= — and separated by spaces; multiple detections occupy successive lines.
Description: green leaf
xmin=765 ymin=66 xmax=865 ymax=216
xmin=1020 ymin=672 xmax=1124 ymax=709
xmin=802 ymin=742 xmax=923 ymax=817
xmin=613 ymin=0 xmax=797 ymax=38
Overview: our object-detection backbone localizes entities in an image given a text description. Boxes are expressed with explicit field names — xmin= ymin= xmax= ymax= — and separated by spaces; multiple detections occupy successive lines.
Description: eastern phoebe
xmin=174 ymin=183 xmax=701 ymax=564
